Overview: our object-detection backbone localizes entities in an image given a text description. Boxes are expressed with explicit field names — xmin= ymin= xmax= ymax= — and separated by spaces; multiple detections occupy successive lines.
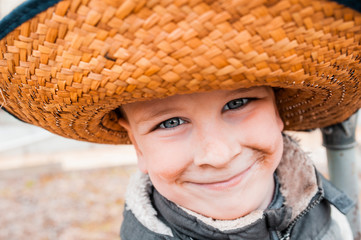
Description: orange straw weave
xmin=0 ymin=0 xmax=361 ymax=144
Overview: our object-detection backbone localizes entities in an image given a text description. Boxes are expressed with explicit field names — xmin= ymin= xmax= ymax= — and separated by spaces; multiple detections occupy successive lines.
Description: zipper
xmin=276 ymin=189 xmax=324 ymax=240
xmin=277 ymin=232 xmax=290 ymax=240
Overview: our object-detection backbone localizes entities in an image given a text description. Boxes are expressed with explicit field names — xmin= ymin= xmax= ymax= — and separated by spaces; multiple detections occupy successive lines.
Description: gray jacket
xmin=120 ymin=135 xmax=353 ymax=240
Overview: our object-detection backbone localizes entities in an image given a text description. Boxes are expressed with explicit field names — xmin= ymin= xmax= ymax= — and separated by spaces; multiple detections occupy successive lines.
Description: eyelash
xmin=154 ymin=98 xmax=253 ymax=130
xmin=222 ymin=98 xmax=253 ymax=111
xmin=157 ymin=117 xmax=186 ymax=130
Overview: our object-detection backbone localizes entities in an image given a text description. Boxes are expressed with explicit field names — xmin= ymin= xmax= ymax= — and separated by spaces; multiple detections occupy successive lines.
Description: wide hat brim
xmin=0 ymin=0 xmax=361 ymax=144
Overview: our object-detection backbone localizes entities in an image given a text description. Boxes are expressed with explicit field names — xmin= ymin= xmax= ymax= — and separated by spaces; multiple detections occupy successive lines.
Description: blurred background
xmin=0 ymin=109 xmax=137 ymax=240
xmin=1 ymin=2 xmax=138 ymax=237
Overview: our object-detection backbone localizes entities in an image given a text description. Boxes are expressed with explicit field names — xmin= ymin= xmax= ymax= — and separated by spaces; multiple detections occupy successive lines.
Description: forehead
xmin=121 ymin=86 xmax=275 ymax=119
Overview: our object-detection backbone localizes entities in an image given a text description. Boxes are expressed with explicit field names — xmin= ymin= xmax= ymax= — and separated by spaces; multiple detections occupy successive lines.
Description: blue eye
xmin=223 ymin=98 xmax=249 ymax=110
xmin=159 ymin=117 xmax=185 ymax=129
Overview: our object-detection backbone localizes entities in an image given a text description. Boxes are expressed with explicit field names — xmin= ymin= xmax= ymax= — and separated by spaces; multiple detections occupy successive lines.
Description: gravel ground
xmin=0 ymin=165 xmax=137 ymax=240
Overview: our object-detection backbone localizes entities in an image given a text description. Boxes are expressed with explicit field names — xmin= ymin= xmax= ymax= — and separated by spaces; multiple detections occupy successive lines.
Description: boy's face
xmin=119 ymin=87 xmax=284 ymax=220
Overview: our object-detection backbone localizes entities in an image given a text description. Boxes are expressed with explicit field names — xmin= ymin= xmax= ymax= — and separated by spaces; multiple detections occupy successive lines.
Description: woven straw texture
xmin=0 ymin=0 xmax=361 ymax=144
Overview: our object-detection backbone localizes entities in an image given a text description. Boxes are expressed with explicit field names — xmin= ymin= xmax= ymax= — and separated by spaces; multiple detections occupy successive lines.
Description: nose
xmin=193 ymin=120 xmax=241 ymax=168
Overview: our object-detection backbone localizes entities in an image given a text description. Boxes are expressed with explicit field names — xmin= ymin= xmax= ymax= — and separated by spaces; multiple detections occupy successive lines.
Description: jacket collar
xmin=151 ymin=175 xmax=292 ymax=240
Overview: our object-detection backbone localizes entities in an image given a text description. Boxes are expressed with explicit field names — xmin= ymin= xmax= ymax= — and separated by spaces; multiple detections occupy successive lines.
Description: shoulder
xmin=120 ymin=172 xmax=174 ymax=240
xmin=287 ymin=171 xmax=354 ymax=240
xmin=121 ymin=206 xmax=172 ymax=240
xmin=289 ymin=198 xmax=351 ymax=240
xmin=314 ymin=205 xmax=352 ymax=240
xmin=314 ymin=172 xmax=354 ymax=240
xmin=327 ymin=205 xmax=353 ymax=240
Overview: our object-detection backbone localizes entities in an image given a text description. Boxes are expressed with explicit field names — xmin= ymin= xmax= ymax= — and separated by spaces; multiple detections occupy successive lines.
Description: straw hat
xmin=0 ymin=0 xmax=360 ymax=144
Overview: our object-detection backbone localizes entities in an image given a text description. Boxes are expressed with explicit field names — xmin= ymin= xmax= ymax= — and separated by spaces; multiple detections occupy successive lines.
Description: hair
xmin=115 ymin=106 xmax=129 ymax=122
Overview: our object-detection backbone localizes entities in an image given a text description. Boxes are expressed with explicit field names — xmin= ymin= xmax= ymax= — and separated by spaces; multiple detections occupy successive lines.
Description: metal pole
xmin=321 ymin=112 xmax=361 ymax=239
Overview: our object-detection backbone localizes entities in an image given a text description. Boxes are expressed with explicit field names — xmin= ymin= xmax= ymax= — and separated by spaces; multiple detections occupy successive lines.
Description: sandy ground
xmin=0 ymin=166 xmax=137 ymax=240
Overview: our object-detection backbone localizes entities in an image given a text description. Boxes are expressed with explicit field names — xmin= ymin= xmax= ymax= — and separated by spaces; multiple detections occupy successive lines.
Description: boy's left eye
xmin=223 ymin=98 xmax=250 ymax=111
xmin=158 ymin=117 xmax=186 ymax=129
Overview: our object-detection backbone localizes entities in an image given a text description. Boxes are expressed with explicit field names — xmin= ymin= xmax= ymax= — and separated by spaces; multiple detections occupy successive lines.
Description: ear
xmin=274 ymin=107 xmax=284 ymax=131
xmin=276 ymin=113 xmax=284 ymax=132
xmin=269 ymin=87 xmax=284 ymax=132
xmin=117 ymin=118 xmax=148 ymax=174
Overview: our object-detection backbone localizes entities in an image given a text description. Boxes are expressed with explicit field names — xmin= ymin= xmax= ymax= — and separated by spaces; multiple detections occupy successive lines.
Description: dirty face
xmin=119 ymin=86 xmax=284 ymax=220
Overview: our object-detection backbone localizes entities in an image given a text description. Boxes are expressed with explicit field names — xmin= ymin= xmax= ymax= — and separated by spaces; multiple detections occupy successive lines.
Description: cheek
xmin=140 ymin=137 xmax=192 ymax=182
xmin=238 ymin=109 xmax=284 ymax=165
xmin=244 ymin=114 xmax=282 ymax=139
xmin=259 ymin=137 xmax=283 ymax=171
xmin=250 ymin=135 xmax=283 ymax=186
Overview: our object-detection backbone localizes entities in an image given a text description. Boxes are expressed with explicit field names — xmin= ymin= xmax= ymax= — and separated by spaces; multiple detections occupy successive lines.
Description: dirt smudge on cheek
xmin=252 ymin=148 xmax=279 ymax=173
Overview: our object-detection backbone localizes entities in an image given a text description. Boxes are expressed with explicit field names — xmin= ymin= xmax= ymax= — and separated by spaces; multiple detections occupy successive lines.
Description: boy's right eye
xmin=158 ymin=117 xmax=185 ymax=129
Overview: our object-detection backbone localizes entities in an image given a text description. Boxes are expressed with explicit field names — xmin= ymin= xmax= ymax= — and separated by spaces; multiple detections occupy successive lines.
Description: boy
xmin=0 ymin=0 xmax=360 ymax=239
xmin=117 ymin=87 xmax=353 ymax=239
xmin=118 ymin=87 xmax=284 ymax=222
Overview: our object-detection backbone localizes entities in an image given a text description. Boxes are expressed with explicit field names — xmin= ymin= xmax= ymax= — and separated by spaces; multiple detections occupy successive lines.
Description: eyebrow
xmin=228 ymin=87 xmax=254 ymax=96
xmin=134 ymin=106 xmax=183 ymax=125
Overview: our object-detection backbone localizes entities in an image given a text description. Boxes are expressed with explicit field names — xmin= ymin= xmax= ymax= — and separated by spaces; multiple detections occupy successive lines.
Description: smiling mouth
xmin=191 ymin=161 xmax=257 ymax=191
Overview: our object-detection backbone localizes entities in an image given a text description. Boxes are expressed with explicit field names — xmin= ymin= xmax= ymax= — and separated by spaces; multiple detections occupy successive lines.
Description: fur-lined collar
xmin=124 ymin=134 xmax=319 ymax=236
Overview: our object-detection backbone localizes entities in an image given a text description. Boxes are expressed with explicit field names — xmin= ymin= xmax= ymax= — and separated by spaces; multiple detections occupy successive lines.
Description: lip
xmin=190 ymin=161 xmax=257 ymax=191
